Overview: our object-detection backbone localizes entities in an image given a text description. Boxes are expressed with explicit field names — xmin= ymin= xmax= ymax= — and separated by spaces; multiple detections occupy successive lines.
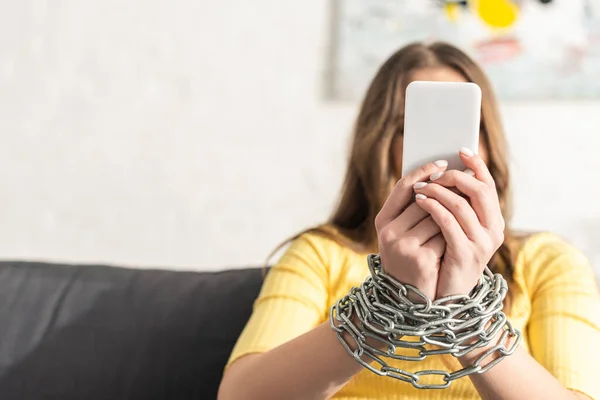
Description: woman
xmin=218 ymin=42 xmax=600 ymax=399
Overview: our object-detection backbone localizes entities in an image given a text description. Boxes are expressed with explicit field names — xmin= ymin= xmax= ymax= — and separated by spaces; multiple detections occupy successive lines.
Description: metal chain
xmin=330 ymin=254 xmax=521 ymax=389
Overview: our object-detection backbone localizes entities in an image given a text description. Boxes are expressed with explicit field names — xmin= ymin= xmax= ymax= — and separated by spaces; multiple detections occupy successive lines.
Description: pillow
xmin=0 ymin=261 xmax=263 ymax=400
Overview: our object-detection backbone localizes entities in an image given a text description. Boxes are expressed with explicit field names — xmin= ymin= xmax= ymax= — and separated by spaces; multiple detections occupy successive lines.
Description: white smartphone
xmin=401 ymin=81 xmax=481 ymax=177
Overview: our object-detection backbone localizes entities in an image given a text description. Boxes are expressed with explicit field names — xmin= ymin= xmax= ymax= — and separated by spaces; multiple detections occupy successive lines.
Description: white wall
xmin=0 ymin=0 xmax=598 ymax=273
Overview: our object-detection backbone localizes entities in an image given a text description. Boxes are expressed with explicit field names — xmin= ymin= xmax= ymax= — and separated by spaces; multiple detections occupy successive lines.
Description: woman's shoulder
xmin=514 ymin=231 xmax=586 ymax=262
xmin=512 ymin=231 xmax=595 ymax=291
xmin=278 ymin=225 xmax=359 ymax=266
xmin=286 ymin=225 xmax=352 ymax=256
xmin=276 ymin=225 xmax=368 ymax=284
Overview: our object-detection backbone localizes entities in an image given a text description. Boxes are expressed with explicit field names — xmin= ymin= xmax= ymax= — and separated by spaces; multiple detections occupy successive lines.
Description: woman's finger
xmin=414 ymin=182 xmax=484 ymax=240
xmin=421 ymin=233 xmax=446 ymax=258
xmin=375 ymin=160 xmax=448 ymax=228
xmin=426 ymin=169 xmax=500 ymax=229
xmin=385 ymin=202 xmax=430 ymax=235
xmin=459 ymin=147 xmax=494 ymax=187
xmin=415 ymin=195 xmax=469 ymax=249
xmin=406 ymin=215 xmax=442 ymax=245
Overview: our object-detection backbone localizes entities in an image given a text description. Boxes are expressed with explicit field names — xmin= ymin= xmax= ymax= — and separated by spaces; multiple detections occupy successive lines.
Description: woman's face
xmin=392 ymin=67 xmax=488 ymax=179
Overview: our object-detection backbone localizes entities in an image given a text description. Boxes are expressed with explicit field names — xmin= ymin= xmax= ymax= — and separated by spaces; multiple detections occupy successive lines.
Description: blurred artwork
xmin=333 ymin=0 xmax=600 ymax=100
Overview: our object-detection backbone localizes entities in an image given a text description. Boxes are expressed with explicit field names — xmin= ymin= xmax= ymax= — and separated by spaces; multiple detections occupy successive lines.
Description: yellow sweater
xmin=227 ymin=232 xmax=600 ymax=399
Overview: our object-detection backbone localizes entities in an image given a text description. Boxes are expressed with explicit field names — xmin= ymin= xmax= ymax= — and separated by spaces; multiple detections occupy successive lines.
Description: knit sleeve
xmin=225 ymin=233 xmax=332 ymax=368
xmin=522 ymin=234 xmax=600 ymax=400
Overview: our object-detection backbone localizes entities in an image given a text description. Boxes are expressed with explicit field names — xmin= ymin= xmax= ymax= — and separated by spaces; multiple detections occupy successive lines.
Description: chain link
xmin=330 ymin=254 xmax=521 ymax=389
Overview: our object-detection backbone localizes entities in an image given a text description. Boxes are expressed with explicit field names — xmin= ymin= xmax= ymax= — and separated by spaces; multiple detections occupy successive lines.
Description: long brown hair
xmin=272 ymin=42 xmax=516 ymax=280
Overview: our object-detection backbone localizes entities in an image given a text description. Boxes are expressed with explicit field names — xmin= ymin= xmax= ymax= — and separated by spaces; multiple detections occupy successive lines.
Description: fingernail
xmin=430 ymin=172 xmax=444 ymax=181
xmin=413 ymin=182 xmax=427 ymax=190
xmin=464 ymin=168 xmax=475 ymax=177
xmin=460 ymin=147 xmax=474 ymax=157
xmin=434 ymin=160 xmax=448 ymax=168
xmin=415 ymin=193 xmax=427 ymax=200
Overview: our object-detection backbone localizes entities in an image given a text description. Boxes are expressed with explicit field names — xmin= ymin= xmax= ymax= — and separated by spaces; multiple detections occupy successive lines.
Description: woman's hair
xmin=272 ymin=41 xmax=516 ymax=280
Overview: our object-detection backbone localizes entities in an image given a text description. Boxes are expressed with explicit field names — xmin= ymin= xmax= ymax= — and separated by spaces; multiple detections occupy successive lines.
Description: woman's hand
xmin=374 ymin=160 xmax=449 ymax=300
xmin=413 ymin=148 xmax=505 ymax=298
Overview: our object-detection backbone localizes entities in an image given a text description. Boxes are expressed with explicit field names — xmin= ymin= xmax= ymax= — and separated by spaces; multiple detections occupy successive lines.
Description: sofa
xmin=0 ymin=260 xmax=263 ymax=400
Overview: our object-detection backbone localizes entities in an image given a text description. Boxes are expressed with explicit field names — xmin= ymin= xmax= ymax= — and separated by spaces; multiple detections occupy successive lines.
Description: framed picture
xmin=332 ymin=0 xmax=600 ymax=100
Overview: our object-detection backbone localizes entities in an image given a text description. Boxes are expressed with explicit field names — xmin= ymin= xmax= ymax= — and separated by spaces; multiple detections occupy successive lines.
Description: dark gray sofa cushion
xmin=0 ymin=261 xmax=263 ymax=400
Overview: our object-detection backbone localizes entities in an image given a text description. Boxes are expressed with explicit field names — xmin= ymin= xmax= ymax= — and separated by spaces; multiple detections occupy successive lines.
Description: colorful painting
xmin=333 ymin=0 xmax=600 ymax=100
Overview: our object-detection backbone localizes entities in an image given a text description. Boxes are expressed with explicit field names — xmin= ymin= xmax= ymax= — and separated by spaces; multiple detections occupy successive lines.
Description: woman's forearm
xmin=218 ymin=321 xmax=372 ymax=400
xmin=459 ymin=340 xmax=589 ymax=400
xmin=220 ymin=318 xmax=590 ymax=400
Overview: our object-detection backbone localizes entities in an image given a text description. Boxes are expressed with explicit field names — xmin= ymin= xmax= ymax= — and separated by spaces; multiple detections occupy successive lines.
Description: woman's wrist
xmin=457 ymin=327 xmax=502 ymax=366
xmin=457 ymin=318 xmax=521 ymax=370
xmin=331 ymin=254 xmax=520 ymax=390
xmin=333 ymin=313 xmax=388 ymax=354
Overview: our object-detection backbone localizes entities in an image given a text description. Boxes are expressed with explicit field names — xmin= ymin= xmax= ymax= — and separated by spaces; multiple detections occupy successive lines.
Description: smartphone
xmin=401 ymin=81 xmax=481 ymax=177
